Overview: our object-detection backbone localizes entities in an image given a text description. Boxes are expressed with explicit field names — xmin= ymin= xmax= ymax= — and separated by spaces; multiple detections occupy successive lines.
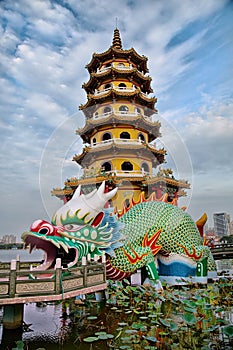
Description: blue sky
xmin=0 ymin=0 xmax=232 ymax=239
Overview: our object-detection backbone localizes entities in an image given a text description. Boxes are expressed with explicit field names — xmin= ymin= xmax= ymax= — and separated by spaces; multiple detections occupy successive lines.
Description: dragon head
xmin=21 ymin=182 xmax=122 ymax=270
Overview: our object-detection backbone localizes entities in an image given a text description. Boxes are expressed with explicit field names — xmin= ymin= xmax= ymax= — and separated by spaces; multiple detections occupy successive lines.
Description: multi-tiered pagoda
xmin=51 ymin=28 xmax=190 ymax=210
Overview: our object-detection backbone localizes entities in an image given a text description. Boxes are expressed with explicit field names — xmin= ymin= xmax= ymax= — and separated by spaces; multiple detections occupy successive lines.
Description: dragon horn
xmin=72 ymin=185 xmax=81 ymax=199
xmin=96 ymin=181 xmax=117 ymax=203
xmin=83 ymin=182 xmax=117 ymax=211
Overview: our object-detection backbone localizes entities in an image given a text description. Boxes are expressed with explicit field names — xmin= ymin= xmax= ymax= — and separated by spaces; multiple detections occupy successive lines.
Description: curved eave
xmin=72 ymin=142 xmax=165 ymax=165
xmin=83 ymin=68 xmax=153 ymax=94
xmin=79 ymin=89 xmax=157 ymax=111
xmin=76 ymin=115 xmax=161 ymax=141
xmin=51 ymin=188 xmax=73 ymax=197
xmin=51 ymin=175 xmax=190 ymax=199
xmin=86 ymin=47 xmax=149 ymax=73
xmin=144 ymin=176 xmax=191 ymax=189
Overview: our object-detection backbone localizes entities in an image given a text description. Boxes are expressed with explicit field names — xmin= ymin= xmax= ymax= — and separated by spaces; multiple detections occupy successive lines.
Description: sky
xmin=0 ymin=0 xmax=233 ymax=240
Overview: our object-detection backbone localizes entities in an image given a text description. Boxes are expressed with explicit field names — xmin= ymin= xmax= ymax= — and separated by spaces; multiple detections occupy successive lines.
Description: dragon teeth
xmin=60 ymin=241 xmax=69 ymax=253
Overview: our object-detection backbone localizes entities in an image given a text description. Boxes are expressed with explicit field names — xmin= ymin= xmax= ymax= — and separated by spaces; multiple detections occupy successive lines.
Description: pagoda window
xmin=119 ymin=105 xmax=129 ymax=114
xmin=118 ymin=83 xmax=126 ymax=89
xmin=94 ymin=111 xmax=99 ymax=118
xmin=103 ymin=106 xmax=112 ymax=115
xmin=141 ymin=162 xmax=149 ymax=173
xmin=102 ymin=132 xmax=112 ymax=141
xmin=125 ymin=198 xmax=130 ymax=208
xmin=135 ymin=107 xmax=141 ymax=115
xmin=117 ymin=63 xmax=125 ymax=67
xmin=104 ymin=83 xmax=112 ymax=90
xmin=120 ymin=131 xmax=130 ymax=139
xmin=102 ymin=162 xmax=112 ymax=172
xmin=93 ymin=138 xmax=96 ymax=145
xmin=138 ymin=133 xmax=145 ymax=142
xmin=121 ymin=161 xmax=133 ymax=171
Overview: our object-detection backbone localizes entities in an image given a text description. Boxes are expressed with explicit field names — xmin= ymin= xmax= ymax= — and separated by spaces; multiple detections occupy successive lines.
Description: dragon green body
xmin=22 ymin=182 xmax=216 ymax=282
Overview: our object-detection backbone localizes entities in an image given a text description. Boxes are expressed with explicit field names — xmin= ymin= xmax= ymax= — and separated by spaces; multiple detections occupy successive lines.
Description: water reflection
xmin=1 ymin=301 xmax=111 ymax=350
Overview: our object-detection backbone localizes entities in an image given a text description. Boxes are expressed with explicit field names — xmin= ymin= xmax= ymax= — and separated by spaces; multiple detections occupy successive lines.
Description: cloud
xmin=183 ymin=99 xmax=233 ymax=173
xmin=0 ymin=0 xmax=232 ymax=237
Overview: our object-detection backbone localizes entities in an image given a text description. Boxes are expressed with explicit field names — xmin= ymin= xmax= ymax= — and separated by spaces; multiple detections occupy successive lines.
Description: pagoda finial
xmin=112 ymin=26 xmax=122 ymax=50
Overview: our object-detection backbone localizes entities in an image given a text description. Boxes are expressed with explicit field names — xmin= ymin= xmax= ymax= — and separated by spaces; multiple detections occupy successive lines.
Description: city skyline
xmin=0 ymin=0 xmax=233 ymax=238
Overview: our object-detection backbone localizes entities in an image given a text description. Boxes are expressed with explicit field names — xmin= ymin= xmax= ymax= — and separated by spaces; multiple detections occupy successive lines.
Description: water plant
xmin=9 ymin=277 xmax=233 ymax=349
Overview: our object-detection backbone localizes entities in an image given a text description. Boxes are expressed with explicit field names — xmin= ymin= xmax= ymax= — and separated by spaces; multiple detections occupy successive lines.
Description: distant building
xmin=1 ymin=234 xmax=16 ymax=244
xmin=213 ymin=212 xmax=231 ymax=237
xmin=230 ymin=221 xmax=233 ymax=235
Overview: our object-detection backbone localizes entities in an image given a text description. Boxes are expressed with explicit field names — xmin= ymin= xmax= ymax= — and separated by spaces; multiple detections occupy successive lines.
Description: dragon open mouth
xmin=22 ymin=232 xmax=79 ymax=271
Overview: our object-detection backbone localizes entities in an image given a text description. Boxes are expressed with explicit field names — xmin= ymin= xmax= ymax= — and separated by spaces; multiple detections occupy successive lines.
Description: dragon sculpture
xmin=22 ymin=182 xmax=216 ymax=282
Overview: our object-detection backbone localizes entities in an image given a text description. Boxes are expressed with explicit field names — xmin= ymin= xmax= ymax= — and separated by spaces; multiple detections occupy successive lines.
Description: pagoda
xmin=51 ymin=28 xmax=190 ymax=209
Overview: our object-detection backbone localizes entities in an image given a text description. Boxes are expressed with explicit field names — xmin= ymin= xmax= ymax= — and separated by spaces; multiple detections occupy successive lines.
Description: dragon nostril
xmin=38 ymin=228 xmax=49 ymax=235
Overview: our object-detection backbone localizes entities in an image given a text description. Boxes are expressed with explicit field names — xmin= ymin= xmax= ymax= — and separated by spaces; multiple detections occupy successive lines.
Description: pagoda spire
xmin=112 ymin=27 xmax=122 ymax=49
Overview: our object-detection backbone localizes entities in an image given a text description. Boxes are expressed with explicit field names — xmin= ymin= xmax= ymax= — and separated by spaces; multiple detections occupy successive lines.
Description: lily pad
xmin=98 ymin=333 xmax=114 ymax=340
xmin=83 ymin=336 xmax=99 ymax=342
xmin=144 ymin=336 xmax=157 ymax=343
xmin=118 ymin=322 xmax=128 ymax=326
xmin=182 ymin=313 xmax=196 ymax=325
xmin=87 ymin=315 xmax=98 ymax=320
xmin=223 ymin=324 xmax=233 ymax=337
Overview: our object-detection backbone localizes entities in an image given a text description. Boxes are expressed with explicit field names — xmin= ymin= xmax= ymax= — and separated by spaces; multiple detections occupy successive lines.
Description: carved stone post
xmin=83 ymin=265 xmax=87 ymax=287
xmin=55 ymin=258 xmax=62 ymax=294
xmin=9 ymin=259 xmax=17 ymax=298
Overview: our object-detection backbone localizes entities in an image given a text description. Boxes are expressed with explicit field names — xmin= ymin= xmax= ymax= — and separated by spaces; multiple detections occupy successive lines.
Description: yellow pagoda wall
xmin=94 ymin=102 xmax=145 ymax=117
xmin=91 ymin=126 xmax=148 ymax=143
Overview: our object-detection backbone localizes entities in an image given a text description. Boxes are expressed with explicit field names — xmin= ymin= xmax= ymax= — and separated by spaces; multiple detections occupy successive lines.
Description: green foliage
xmin=105 ymin=279 xmax=233 ymax=349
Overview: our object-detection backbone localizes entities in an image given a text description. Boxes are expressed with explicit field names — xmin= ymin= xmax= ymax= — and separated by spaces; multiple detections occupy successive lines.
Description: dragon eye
xmin=64 ymin=224 xmax=81 ymax=231
xmin=38 ymin=228 xmax=49 ymax=235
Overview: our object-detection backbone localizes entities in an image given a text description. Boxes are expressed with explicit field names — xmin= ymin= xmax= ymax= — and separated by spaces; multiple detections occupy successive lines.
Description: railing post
xmin=82 ymin=258 xmax=87 ymax=287
xmin=9 ymin=260 xmax=17 ymax=298
xmin=55 ymin=258 xmax=62 ymax=295
xmin=16 ymin=255 xmax=20 ymax=272
xmin=102 ymin=253 xmax=106 ymax=282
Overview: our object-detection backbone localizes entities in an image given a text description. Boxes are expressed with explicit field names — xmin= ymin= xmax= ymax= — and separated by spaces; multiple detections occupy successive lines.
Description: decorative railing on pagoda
xmin=90 ymin=138 xmax=152 ymax=148
xmin=91 ymin=110 xmax=153 ymax=121
xmin=96 ymin=63 xmax=134 ymax=73
xmin=94 ymin=86 xmax=150 ymax=97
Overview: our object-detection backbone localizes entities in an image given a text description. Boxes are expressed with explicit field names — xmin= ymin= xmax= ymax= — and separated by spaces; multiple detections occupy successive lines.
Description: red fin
xmin=142 ymin=229 xmax=162 ymax=255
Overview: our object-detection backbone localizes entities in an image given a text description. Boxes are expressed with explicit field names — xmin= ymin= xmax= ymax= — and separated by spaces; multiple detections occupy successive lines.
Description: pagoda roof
xmin=86 ymin=29 xmax=149 ymax=73
xmin=82 ymin=67 xmax=153 ymax=94
xmin=145 ymin=176 xmax=190 ymax=189
xmin=79 ymin=88 xmax=157 ymax=111
xmin=72 ymin=141 xmax=166 ymax=166
xmin=77 ymin=114 xmax=161 ymax=143
xmin=51 ymin=174 xmax=189 ymax=199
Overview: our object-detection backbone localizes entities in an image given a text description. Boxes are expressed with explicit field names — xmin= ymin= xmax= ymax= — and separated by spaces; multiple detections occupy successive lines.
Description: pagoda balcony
xmin=92 ymin=110 xmax=152 ymax=121
xmin=90 ymin=137 xmax=146 ymax=148
xmin=94 ymin=86 xmax=138 ymax=96
xmin=79 ymin=169 xmax=150 ymax=181
xmin=96 ymin=63 xmax=134 ymax=73
xmin=105 ymin=169 xmax=150 ymax=178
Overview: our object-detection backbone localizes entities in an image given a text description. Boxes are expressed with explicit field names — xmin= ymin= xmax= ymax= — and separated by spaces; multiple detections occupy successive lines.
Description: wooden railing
xmin=0 ymin=258 xmax=106 ymax=305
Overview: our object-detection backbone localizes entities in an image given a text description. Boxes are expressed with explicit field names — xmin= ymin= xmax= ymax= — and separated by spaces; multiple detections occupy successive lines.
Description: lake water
xmin=0 ymin=249 xmax=44 ymax=262
xmin=0 ymin=249 xmax=109 ymax=350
